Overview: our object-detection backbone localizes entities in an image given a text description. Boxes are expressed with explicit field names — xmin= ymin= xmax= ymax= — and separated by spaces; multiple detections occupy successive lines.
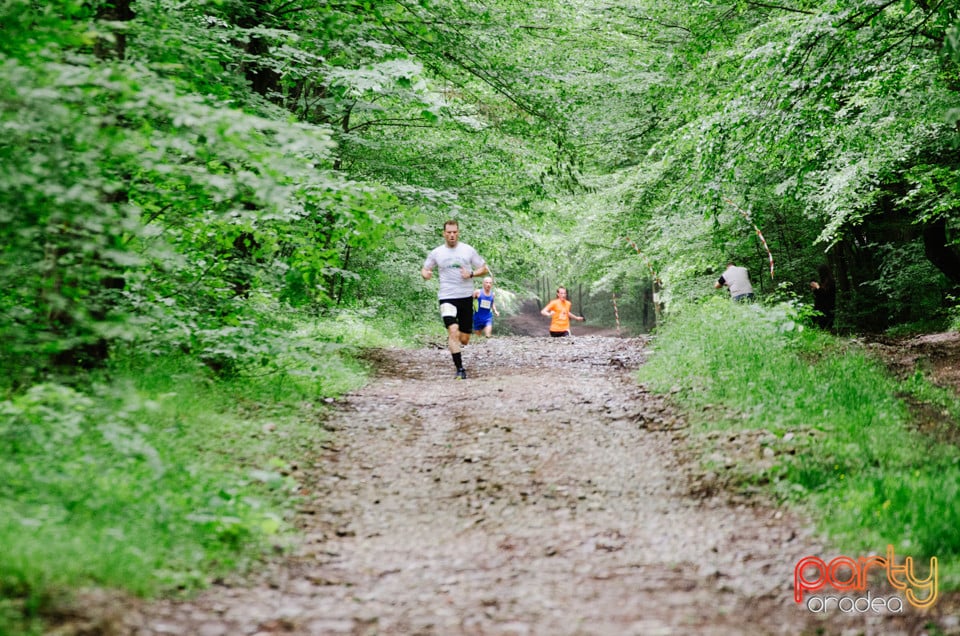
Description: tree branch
xmin=745 ymin=1 xmax=815 ymax=15
xmin=346 ymin=117 xmax=437 ymax=133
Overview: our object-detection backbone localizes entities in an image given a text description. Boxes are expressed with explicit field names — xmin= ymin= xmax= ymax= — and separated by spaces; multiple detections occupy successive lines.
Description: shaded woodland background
xmin=4 ymin=0 xmax=960 ymax=381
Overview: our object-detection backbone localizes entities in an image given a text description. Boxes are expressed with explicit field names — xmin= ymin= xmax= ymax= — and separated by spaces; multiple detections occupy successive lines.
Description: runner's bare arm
xmin=463 ymin=263 xmax=489 ymax=279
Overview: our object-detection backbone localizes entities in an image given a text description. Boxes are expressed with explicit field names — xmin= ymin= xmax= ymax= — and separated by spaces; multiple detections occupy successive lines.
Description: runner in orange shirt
xmin=540 ymin=286 xmax=584 ymax=337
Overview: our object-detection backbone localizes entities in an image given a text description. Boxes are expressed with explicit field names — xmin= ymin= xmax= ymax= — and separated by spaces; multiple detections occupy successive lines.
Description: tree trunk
xmin=94 ymin=0 xmax=135 ymax=60
xmin=922 ymin=218 xmax=960 ymax=285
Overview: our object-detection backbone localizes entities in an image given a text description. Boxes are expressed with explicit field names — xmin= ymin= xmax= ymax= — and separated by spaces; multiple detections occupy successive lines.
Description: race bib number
xmin=440 ymin=303 xmax=458 ymax=318
xmin=479 ymin=299 xmax=492 ymax=309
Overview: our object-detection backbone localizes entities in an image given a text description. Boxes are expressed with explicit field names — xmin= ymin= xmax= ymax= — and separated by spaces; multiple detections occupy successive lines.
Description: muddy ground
xmin=59 ymin=321 xmax=959 ymax=636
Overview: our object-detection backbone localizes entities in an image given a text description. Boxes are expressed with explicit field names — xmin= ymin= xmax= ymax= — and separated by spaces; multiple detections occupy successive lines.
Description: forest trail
xmin=100 ymin=333 xmax=950 ymax=636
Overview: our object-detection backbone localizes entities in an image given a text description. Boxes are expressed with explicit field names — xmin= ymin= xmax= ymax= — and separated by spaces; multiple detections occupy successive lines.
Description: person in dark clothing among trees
xmin=810 ymin=264 xmax=836 ymax=329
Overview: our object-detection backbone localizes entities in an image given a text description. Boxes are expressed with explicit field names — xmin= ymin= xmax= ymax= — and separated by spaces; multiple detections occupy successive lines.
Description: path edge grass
xmin=636 ymin=297 xmax=960 ymax=600
xmin=0 ymin=309 xmax=419 ymax=636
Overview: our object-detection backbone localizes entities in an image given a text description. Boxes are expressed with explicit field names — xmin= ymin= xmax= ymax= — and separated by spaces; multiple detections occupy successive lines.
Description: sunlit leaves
xmin=0 ymin=0 xmax=382 ymax=372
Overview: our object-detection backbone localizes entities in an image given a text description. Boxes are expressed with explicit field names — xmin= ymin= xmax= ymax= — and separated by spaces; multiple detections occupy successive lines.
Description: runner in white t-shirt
xmin=421 ymin=220 xmax=488 ymax=379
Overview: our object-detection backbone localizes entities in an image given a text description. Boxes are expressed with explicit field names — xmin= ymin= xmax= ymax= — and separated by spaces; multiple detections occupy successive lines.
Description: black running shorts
xmin=439 ymin=296 xmax=474 ymax=333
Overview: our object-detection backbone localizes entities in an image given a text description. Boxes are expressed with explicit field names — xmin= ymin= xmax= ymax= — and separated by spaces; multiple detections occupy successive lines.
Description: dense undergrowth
xmin=0 ymin=310 xmax=411 ymax=636
xmin=637 ymin=297 xmax=960 ymax=597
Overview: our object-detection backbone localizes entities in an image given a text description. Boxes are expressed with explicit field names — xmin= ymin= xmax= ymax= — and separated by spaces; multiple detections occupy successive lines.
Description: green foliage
xmin=858 ymin=240 xmax=951 ymax=327
xmin=0 ymin=0 xmax=568 ymax=381
xmin=0 ymin=0 xmax=443 ymax=382
xmin=0 ymin=331 xmax=373 ymax=632
xmin=556 ymin=0 xmax=960 ymax=331
xmin=0 ymin=377 xmax=277 ymax=598
xmin=639 ymin=298 xmax=960 ymax=586
xmin=5 ymin=0 xmax=960 ymax=358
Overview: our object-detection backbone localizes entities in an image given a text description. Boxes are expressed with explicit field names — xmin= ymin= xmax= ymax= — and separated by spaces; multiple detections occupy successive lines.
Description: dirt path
xmin=102 ymin=334 xmax=952 ymax=636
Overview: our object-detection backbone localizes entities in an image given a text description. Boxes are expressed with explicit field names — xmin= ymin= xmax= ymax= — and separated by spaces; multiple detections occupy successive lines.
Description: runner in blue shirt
xmin=472 ymin=276 xmax=500 ymax=338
